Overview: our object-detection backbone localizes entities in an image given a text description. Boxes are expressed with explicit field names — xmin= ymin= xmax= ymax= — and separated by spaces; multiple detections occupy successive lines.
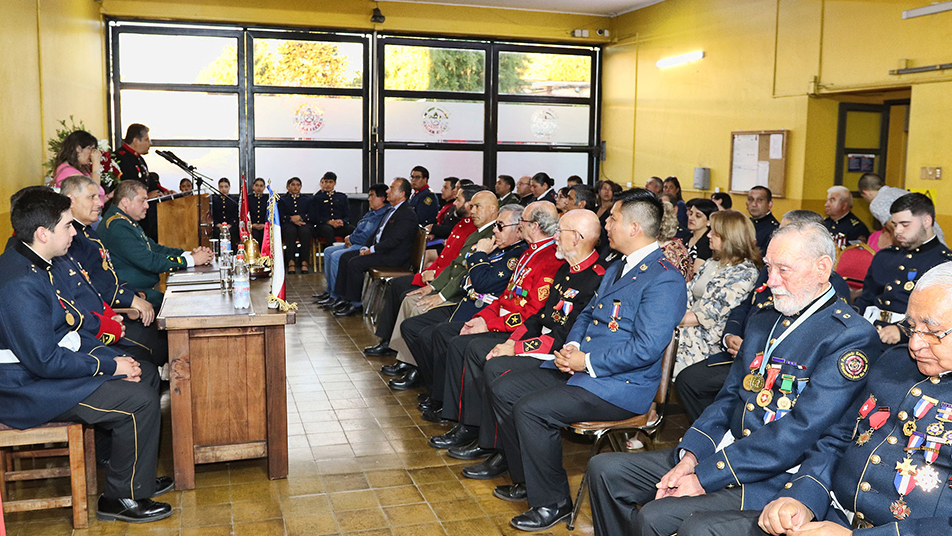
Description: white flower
xmin=98 ymin=139 xmax=111 ymax=152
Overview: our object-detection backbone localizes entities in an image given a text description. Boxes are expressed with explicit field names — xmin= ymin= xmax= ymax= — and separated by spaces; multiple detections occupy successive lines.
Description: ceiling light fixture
xmin=656 ymin=50 xmax=705 ymax=69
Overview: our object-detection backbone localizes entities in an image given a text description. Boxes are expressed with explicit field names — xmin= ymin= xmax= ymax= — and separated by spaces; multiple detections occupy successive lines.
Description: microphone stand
xmin=155 ymin=150 xmax=238 ymax=246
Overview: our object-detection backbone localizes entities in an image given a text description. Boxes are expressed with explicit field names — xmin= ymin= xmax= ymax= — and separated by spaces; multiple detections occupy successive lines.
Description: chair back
xmin=408 ymin=227 xmax=429 ymax=273
xmin=835 ymin=242 xmax=876 ymax=290
xmin=649 ymin=328 xmax=679 ymax=423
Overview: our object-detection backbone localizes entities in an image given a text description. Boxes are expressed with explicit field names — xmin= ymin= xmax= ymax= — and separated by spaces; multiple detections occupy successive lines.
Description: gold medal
xmin=903 ymin=420 xmax=917 ymax=436
xmin=743 ymin=374 xmax=754 ymax=391
xmin=749 ymin=374 xmax=765 ymax=392
xmin=103 ymin=259 xmax=110 ymax=271
xmin=856 ymin=429 xmax=873 ymax=445
xmin=756 ymin=389 xmax=773 ymax=407
xmin=776 ymin=395 xmax=791 ymax=411
xmin=64 ymin=312 xmax=75 ymax=326
xmin=608 ymin=320 xmax=619 ymax=332
xmin=904 ymin=281 xmax=915 ymax=291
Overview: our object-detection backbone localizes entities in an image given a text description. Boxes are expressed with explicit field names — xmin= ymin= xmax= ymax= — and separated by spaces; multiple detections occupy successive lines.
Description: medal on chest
xmin=743 ymin=353 xmax=766 ymax=392
xmin=608 ymin=300 xmax=621 ymax=332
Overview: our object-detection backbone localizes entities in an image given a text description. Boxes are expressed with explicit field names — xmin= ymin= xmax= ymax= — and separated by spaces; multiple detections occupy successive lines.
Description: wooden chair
xmin=0 ymin=422 xmax=92 ymax=529
xmin=834 ymin=242 xmax=876 ymax=303
xmin=362 ymin=227 xmax=429 ymax=323
xmin=312 ymin=235 xmax=346 ymax=272
xmin=565 ymin=329 xmax=680 ymax=530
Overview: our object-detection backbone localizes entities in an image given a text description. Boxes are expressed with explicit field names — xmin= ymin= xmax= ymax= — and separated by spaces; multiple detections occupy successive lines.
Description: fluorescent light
xmin=903 ymin=2 xmax=952 ymax=19
xmin=656 ymin=50 xmax=705 ymax=69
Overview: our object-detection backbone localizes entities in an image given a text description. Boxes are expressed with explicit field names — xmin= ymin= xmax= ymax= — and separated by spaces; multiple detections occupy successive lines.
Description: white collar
xmin=477 ymin=220 xmax=495 ymax=232
xmin=622 ymin=241 xmax=660 ymax=274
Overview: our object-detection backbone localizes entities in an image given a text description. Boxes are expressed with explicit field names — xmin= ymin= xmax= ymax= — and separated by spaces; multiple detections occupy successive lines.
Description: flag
xmin=238 ymin=175 xmax=250 ymax=242
xmin=266 ymin=184 xmax=286 ymax=307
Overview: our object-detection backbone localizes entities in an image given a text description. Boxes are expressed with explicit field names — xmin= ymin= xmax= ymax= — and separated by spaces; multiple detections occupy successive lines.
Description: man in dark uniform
xmin=210 ymin=177 xmax=239 ymax=246
xmin=115 ymin=123 xmax=167 ymax=240
xmin=249 ymin=177 xmax=269 ymax=245
xmin=747 ymin=186 xmax=780 ymax=256
xmin=0 ymin=188 xmax=172 ymax=523
xmin=585 ymin=221 xmax=881 ymax=536
xmin=430 ymin=209 xmax=606 ymax=468
xmin=332 ymin=178 xmax=419 ymax=316
xmin=497 ymin=175 xmax=518 ymax=206
xmin=754 ymin=263 xmax=952 ymax=536
xmin=854 ymin=193 xmax=952 ymax=348
xmin=307 ymin=171 xmax=354 ymax=246
xmin=408 ymin=165 xmax=441 ymax=226
xmin=277 ymin=176 xmax=312 ymax=274
xmin=98 ymin=180 xmax=213 ymax=309
xmin=675 ymin=210 xmax=853 ymax=423
xmin=516 ymin=175 xmax=534 ymax=206
xmin=824 ymin=185 xmax=869 ymax=244
xmin=487 ymin=190 xmax=688 ymax=531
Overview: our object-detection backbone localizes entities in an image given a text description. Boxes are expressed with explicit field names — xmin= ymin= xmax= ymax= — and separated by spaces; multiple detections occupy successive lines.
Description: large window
xmin=109 ymin=21 xmax=600 ymax=192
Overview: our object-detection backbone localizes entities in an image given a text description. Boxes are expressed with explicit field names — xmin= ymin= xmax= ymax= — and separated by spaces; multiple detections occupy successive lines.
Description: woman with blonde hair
xmin=674 ymin=209 xmax=761 ymax=376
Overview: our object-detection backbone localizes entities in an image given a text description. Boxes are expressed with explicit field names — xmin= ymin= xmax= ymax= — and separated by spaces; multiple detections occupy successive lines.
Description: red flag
xmin=239 ymin=175 xmax=250 ymax=241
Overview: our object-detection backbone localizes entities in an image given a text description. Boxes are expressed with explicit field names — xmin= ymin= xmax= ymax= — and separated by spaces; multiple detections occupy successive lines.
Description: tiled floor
xmin=1 ymin=272 xmax=689 ymax=536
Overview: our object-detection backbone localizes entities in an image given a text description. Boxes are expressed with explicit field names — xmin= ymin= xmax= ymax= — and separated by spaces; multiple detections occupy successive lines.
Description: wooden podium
xmin=155 ymin=193 xmax=210 ymax=251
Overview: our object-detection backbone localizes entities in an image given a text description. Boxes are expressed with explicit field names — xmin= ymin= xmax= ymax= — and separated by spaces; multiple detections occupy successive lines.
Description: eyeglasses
xmin=555 ymin=228 xmax=584 ymax=240
xmin=898 ymin=321 xmax=952 ymax=345
xmin=495 ymin=221 xmax=520 ymax=231
xmin=520 ymin=219 xmax=537 ymax=226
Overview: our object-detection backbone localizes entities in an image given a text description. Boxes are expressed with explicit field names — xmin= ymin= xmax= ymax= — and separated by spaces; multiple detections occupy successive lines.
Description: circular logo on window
xmin=531 ymin=108 xmax=559 ymax=139
xmin=422 ymin=106 xmax=450 ymax=136
xmin=294 ymin=103 xmax=325 ymax=133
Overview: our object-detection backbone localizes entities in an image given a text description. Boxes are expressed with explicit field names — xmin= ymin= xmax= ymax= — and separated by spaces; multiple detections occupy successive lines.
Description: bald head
xmin=556 ymin=209 xmax=600 ymax=260
xmin=470 ymin=190 xmax=499 ymax=227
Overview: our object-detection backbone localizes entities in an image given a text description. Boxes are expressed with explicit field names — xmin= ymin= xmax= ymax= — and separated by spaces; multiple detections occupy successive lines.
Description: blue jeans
xmin=324 ymin=243 xmax=360 ymax=297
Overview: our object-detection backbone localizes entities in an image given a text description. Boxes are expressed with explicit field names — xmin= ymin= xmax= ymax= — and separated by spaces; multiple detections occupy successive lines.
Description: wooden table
xmin=157 ymin=269 xmax=295 ymax=490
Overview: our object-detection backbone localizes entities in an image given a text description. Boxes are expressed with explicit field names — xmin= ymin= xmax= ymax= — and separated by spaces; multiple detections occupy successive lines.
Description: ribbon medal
xmin=904 ymin=270 xmax=917 ymax=292
xmin=892 ymin=457 xmax=918 ymax=519
xmin=776 ymin=374 xmax=796 ymax=410
xmin=743 ymin=353 xmax=766 ymax=392
xmin=757 ymin=365 xmax=781 ymax=408
xmin=856 ymin=407 xmax=890 ymax=446
xmin=936 ymin=402 xmax=952 ymax=423
xmin=608 ymin=301 xmax=621 ymax=332
xmin=905 ymin=396 xmax=938 ymax=436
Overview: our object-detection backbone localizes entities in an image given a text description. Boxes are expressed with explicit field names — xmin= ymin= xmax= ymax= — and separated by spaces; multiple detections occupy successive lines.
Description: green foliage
xmin=498 ymin=53 xmax=531 ymax=94
xmin=45 ymin=116 xmax=87 ymax=177
xmin=197 ymin=40 xmax=358 ymax=88
xmin=384 ymin=45 xmax=430 ymax=90
xmin=428 ymin=48 xmax=484 ymax=92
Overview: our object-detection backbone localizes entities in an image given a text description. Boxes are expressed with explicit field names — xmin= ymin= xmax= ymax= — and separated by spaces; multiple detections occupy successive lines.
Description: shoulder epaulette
xmin=593 ymin=264 xmax=606 ymax=276
xmin=104 ymin=213 xmax=132 ymax=228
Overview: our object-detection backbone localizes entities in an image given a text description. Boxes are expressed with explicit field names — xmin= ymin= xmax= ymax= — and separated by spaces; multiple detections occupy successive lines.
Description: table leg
xmin=265 ymin=326 xmax=288 ymax=480
xmin=168 ymin=330 xmax=196 ymax=490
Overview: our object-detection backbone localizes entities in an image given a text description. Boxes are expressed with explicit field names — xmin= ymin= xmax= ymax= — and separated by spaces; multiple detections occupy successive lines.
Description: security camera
xmin=596 ymin=29 xmax=609 ymax=37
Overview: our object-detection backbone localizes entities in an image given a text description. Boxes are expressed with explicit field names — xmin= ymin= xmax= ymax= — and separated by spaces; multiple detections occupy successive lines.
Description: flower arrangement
xmin=44 ymin=116 xmax=86 ymax=180
xmin=98 ymin=139 xmax=120 ymax=192
xmin=44 ymin=116 xmax=119 ymax=192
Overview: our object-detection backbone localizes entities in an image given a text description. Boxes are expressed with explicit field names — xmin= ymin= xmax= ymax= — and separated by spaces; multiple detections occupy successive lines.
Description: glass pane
xmin=253 ymin=39 xmax=364 ymax=88
xmin=142 ymin=147 xmax=239 ymax=188
xmin=254 ymin=94 xmax=362 ymax=141
xmin=384 ymin=98 xmax=484 ymax=143
xmin=844 ymin=111 xmax=882 ymax=149
xmin=120 ymin=90 xmax=238 ymax=140
xmin=383 ymin=150 xmax=483 ymax=183
xmin=496 ymin=151 xmax=588 ymax=188
xmin=497 ymin=103 xmax=589 ymax=145
xmin=384 ymin=45 xmax=485 ymax=92
xmin=498 ymin=51 xmax=591 ymax=97
xmin=119 ymin=33 xmax=238 ymax=85
xmin=841 ymin=155 xmax=879 ymax=192
xmin=255 ymin=148 xmax=363 ymax=194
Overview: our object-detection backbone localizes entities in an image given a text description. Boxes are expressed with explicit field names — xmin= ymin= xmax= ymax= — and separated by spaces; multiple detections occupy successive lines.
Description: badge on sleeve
xmin=838 ymin=350 xmax=869 ymax=381
xmin=505 ymin=313 xmax=523 ymax=328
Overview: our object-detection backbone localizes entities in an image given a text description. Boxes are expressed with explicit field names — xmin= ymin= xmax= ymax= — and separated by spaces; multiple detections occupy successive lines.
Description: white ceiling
xmin=384 ymin=0 xmax=664 ymax=17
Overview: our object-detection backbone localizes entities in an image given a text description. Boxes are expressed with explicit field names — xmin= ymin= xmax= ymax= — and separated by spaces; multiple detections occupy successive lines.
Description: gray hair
xmin=499 ymin=204 xmax=524 ymax=222
xmin=59 ymin=175 xmax=95 ymax=196
xmin=913 ymin=262 xmax=952 ymax=296
xmin=771 ymin=221 xmax=836 ymax=263
xmin=827 ymin=185 xmax=853 ymax=208
xmin=780 ymin=210 xmax=824 ymax=226
xmin=528 ymin=204 xmax=559 ymax=237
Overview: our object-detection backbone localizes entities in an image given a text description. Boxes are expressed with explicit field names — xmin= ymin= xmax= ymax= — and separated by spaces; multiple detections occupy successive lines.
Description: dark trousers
xmin=54 ymin=379 xmax=160 ymax=500
xmin=251 ymin=227 xmax=264 ymax=247
xmin=282 ymin=223 xmax=313 ymax=266
xmin=122 ymin=321 xmax=168 ymax=368
xmin=335 ymin=249 xmax=385 ymax=303
xmin=401 ymin=310 xmax=459 ymax=399
xmin=442 ymin=333 xmax=511 ymax=441
xmin=313 ymin=223 xmax=355 ymax=246
xmin=487 ymin=361 xmax=635 ymax=508
xmin=675 ymin=359 xmax=732 ymax=423
xmin=374 ymin=275 xmax=417 ymax=342
xmin=587 ymin=449 xmax=748 ymax=536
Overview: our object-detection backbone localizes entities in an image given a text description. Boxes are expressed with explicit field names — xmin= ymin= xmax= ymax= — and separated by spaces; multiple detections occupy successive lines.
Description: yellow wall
xmin=604 ymin=0 xmax=952 ymax=231
xmin=0 ymin=0 xmax=105 ymax=240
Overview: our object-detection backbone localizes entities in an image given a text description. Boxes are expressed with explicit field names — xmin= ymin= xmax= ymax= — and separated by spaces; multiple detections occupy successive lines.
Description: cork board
xmin=729 ymin=130 xmax=787 ymax=198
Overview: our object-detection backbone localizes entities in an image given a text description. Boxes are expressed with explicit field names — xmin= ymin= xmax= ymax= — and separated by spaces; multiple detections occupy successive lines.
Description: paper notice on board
xmin=757 ymin=161 xmax=770 ymax=186
xmin=769 ymin=134 xmax=783 ymax=159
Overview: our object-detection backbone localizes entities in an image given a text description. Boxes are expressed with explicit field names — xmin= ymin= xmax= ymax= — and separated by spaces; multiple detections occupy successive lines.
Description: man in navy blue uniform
xmin=408 ymin=166 xmax=441 ymax=226
xmin=676 ymin=210 xmax=854 ymax=422
xmin=485 ymin=189 xmax=688 ymax=531
xmin=0 ymin=188 xmax=172 ymax=523
xmin=307 ymin=171 xmax=354 ymax=246
xmin=747 ymin=186 xmax=780 ymax=257
xmin=754 ymin=262 xmax=952 ymax=536
xmin=586 ymin=221 xmax=881 ymax=536
xmin=854 ymin=193 xmax=952 ymax=348
xmin=823 ymin=185 xmax=870 ymax=244
xmin=332 ymin=178 xmax=419 ymax=316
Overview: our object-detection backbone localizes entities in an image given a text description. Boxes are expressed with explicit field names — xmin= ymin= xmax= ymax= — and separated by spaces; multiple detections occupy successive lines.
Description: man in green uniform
xmin=98 ymin=180 xmax=213 ymax=309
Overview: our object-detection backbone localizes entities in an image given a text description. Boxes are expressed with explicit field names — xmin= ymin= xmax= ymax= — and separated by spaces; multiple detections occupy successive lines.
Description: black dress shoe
xmin=381 ymin=361 xmax=412 ymax=376
xmin=417 ymin=391 xmax=430 ymax=403
xmin=428 ymin=423 xmax=478 ymax=449
xmin=462 ymin=452 xmax=509 ymax=480
xmin=332 ymin=300 xmax=352 ymax=312
xmin=388 ymin=369 xmax=422 ymax=390
xmin=417 ymin=396 xmax=439 ymax=412
xmin=421 ymin=406 xmax=450 ymax=423
xmin=448 ymin=439 xmax=493 ymax=460
xmin=322 ymin=299 xmax=346 ymax=310
xmin=509 ymin=500 xmax=572 ymax=532
xmin=368 ymin=344 xmax=399 ymax=358
xmin=333 ymin=304 xmax=363 ymax=317
xmin=300 ymin=265 xmax=309 ymax=274
xmin=312 ymin=291 xmax=331 ymax=300
xmin=153 ymin=476 xmax=174 ymax=497
xmin=315 ymin=295 xmax=337 ymax=305
xmin=493 ymin=482 xmax=528 ymax=502
xmin=96 ymin=496 xmax=173 ymax=523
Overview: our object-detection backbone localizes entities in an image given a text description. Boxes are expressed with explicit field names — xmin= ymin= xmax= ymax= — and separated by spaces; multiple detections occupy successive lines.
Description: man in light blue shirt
xmin=312 ymin=183 xmax=390 ymax=303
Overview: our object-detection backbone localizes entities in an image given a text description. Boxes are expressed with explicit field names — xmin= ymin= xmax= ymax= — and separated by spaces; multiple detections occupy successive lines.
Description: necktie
xmin=613 ymin=259 xmax=627 ymax=284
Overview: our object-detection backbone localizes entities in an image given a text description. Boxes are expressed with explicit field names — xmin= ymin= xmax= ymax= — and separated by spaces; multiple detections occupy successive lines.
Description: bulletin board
xmin=729 ymin=130 xmax=788 ymax=198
